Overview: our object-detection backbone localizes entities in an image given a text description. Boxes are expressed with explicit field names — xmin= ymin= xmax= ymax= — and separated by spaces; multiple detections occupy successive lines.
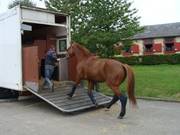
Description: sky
xmin=131 ymin=0 xmax=180 ymax=25
xmin=0 ymin=0 xmax=180 ymax=26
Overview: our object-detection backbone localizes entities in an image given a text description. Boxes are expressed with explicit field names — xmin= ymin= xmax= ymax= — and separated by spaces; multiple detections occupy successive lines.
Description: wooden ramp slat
xmin=24 ymin=82 xmax=111 ymax=113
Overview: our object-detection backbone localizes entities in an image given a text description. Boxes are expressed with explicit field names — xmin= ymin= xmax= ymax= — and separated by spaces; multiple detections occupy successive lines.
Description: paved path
xmin=0 ymin=98 xmax=180 ymax=135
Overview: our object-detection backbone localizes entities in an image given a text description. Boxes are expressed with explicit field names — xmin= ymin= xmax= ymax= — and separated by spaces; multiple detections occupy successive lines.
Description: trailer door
xmin=23 ymin=45 xmax=39 ymax=92
xmin=0 ymin=6 xmax=22 ymax=90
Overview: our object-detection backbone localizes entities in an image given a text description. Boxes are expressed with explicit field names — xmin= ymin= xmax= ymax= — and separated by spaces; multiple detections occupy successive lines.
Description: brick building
xmin=122 ymin=22 xmax=180 ymax=56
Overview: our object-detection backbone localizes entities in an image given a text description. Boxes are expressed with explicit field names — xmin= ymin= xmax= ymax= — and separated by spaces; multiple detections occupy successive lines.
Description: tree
xmin=46 ymin=0 xmax=143 ymax=57
xmin=8 ymin=0 xmax=36 ymax=9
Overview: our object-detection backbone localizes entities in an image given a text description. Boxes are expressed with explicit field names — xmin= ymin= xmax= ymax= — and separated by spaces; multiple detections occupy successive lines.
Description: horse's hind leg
xmin=88 ymin=81 xmax=98 ymax=106
xmin=118 ymin=94 xmax=127 ymax=119
xmin=106 ymin=95 xmax=119 ymax=109
xmin=108 ymin=85 xmax=127 ymax=119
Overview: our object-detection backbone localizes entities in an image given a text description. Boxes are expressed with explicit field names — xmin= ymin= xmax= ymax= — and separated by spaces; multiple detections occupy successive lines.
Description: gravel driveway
xmin=0 ymin=98 xmax=180 ymax=135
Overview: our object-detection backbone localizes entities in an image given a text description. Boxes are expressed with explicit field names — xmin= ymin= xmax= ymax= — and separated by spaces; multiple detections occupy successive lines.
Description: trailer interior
xmin=22 ymin=21 xmax=69 ymax=92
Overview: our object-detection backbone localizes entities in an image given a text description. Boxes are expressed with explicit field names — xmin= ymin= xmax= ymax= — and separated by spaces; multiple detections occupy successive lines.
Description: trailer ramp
xmin=24 ymin=82 xmax=111 ymax=113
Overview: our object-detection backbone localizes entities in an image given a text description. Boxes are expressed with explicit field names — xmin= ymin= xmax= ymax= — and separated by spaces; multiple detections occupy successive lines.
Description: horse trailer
xmin=0 ymin=6 xmax=111 ymax=112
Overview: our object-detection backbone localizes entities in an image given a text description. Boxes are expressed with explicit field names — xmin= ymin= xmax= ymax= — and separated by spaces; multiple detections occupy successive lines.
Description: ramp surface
xmin=24 ymin=82 xmax=111 ymax=113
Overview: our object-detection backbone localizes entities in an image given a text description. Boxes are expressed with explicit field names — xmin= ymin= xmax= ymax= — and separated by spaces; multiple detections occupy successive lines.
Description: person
xmin=43 ymin=45 xmax=59 ymax=91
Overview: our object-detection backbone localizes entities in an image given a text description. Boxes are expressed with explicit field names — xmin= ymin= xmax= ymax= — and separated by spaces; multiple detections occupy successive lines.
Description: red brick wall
xmin=131 ymin=44 xmax=139 ymax=53
xmin=153 ymin=43 xmax=162 ymax=52
xmin=175 ymin=42 xmax=180 ymax=51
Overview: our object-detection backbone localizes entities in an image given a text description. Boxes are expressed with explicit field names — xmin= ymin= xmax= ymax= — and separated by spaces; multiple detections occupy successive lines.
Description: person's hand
xmin=55 ymin=62 xmax=59 ymax=66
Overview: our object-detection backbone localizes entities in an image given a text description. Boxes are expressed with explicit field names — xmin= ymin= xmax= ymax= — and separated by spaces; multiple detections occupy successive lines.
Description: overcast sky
xmin=0 ymin=0 xmax=180 ymax=26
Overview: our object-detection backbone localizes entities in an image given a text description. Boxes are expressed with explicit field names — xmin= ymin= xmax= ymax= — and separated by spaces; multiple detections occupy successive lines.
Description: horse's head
xmin=67 ymin=42 xmax=92 ymax=60
xmin=67 ymin=42 xmax=77 ymax=57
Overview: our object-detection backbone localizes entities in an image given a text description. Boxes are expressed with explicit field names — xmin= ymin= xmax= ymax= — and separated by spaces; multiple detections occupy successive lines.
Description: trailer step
xmin=24 ymin=82 xmax=111 ymax=113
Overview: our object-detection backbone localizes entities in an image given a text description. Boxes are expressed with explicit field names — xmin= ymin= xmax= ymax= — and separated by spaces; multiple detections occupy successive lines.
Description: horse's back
xmin=80 ymin=57 xmax=125 ymax=81
xmin=84 ymin=57 xmax=107 ymax=80
xmin=85 ymin=57 xmax=124 ymax=72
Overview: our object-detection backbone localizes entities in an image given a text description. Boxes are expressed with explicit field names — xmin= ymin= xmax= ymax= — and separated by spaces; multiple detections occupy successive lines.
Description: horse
xmin=67 ymin=42 xmax=137 ymax=119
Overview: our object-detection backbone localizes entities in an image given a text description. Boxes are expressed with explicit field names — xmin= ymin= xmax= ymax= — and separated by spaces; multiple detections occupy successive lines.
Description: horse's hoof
xmin=118 ymin=111 xmax=125 ymax=119
xmin=105 ymin=104 xmax=111 ymax=109
xmin=67 ymin=94 xmax=73 ymax=99
xmin=105 ymin=106 xmax=110 ymax=110
xmin=67 ymin=93 xmax=72 ymax=97
xmin=105 ymin=108 xmax=110 ymax=111
xmin=94 ymin=103 xmax=98 ymax=108
xmin=118 ymin=112 xmax=125 ymax=119
xmin=117 ymin=115 xmax=123 ymax=119
xmin=67 ymin=96 xmax=72 ymax=100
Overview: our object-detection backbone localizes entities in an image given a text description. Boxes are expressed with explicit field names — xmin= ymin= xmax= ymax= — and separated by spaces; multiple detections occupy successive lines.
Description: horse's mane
xmin=72 ymin=42 xmax=92 ymax=57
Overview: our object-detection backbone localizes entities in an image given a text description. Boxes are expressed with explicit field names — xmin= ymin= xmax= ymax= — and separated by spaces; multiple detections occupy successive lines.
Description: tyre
xmin=0 ymin=88 xmax=19 ymax=99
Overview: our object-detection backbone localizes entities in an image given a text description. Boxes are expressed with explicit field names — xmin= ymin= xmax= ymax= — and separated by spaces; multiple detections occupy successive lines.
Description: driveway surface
xmin=0 ymin=98 xmax=180 ymax=135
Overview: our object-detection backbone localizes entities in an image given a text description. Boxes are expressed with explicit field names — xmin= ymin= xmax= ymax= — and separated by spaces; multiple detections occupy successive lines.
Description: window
xmin=57 ymin=38 xmax=67 ymax=54
xmin=165 ymin=43 xmax=174 ymax=51
xmin=144 ymin=39 xmax=153 ymax=52
xmin=55 ymin=15 xmax=66 ymax=24
xmin=125 ymin=47 xmax=131 ymax=53
xmin=145 ymin=44 xmax=153 ymax=52
xmin=164 ymin=38 xmax=174 ymax=51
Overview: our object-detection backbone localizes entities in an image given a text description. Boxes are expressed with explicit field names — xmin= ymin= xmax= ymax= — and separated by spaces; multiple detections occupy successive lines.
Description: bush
xmin=115 ymin=56 xmax=140 ymax=65
xmin=114 ymin=54 xmax=180 ymax=65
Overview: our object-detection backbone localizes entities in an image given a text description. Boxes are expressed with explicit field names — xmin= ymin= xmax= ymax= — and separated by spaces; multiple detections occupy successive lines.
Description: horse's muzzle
xmin=65 ymin=53 xmax=70 ymax=59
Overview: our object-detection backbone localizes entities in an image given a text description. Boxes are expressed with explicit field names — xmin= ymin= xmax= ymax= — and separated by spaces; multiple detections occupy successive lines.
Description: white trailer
xmin=0 ymin=6 xmax=111 ymax=112
xmin=0 ymin=5 xmax=71 ymax=91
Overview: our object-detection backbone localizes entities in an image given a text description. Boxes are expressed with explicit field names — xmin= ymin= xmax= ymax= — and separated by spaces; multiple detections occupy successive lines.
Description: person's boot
xmin=51 ymin=83 xmax=54 ymax=92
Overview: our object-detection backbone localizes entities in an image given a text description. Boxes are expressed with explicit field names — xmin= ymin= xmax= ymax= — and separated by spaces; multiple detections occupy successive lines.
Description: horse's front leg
xmin=88 ymin=80 xmax=98 ymax=107
xmin=67 ymin=77 xmax=81 ymax=98
xmin=93 ymin=81 xmax=99 ymax=92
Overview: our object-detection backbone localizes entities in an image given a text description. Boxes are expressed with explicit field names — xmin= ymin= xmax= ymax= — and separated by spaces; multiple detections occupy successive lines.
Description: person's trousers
xmin=43 ymin=65 xmax=55 ymax=89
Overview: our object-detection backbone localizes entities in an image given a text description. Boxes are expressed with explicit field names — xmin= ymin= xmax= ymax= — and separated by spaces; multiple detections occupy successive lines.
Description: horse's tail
xmin=122 ymin=64 xmax=137 ymax=106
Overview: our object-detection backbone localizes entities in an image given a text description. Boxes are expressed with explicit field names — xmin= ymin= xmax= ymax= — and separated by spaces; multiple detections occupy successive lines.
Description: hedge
xmin=114 ymin=54 xmax=180 ymax=65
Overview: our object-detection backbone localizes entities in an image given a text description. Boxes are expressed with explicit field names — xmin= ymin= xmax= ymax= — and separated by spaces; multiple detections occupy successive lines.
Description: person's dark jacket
xmin=45 ymin=49 xmax=57 ymax=66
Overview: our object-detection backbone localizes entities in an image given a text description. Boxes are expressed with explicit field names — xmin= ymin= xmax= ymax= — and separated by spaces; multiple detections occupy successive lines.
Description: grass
xmin=97 ymin=64 xmax=180 ymax=100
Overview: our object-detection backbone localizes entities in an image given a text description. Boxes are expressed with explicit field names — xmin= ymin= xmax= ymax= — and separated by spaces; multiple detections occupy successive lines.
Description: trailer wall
xmin=0 ymin=6 xmax=22 ymax=91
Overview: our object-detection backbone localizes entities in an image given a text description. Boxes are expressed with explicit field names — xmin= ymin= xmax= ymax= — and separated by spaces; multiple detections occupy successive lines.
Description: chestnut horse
xmin=67 ymin=42 xmax=137 ymax=119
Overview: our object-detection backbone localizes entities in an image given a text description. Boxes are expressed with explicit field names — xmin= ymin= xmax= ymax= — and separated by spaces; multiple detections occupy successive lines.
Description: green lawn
xmin=98 ymin=64 xmax=180 ymax=100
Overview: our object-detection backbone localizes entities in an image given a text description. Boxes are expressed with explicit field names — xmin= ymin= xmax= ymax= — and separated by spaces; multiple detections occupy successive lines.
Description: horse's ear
xmin=67 ymin=42 xmax=73 ymax=50
xmin=70 ymin=41 xmax=75 ymax=46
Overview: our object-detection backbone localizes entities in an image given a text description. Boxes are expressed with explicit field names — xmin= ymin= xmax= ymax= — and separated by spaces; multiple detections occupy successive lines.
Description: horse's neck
xmin=74 ymin=46 xmax=91 ymax=63
xmin=75 ymin=53 xmax=89 ymax=63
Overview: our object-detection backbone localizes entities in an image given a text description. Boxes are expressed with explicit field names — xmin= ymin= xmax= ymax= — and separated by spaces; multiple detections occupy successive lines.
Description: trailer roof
xmin=21 ymin=6 xmax=69 ymax=16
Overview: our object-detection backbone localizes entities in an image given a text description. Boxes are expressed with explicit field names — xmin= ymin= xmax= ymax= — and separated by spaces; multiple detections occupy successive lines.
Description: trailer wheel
xmin=0 ymin=88 xmax=19 ymax=99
